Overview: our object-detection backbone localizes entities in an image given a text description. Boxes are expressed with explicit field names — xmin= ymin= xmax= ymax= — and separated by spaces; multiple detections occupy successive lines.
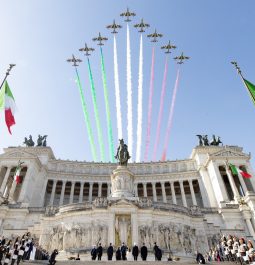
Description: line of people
xmin=91 ymin=242 xmax=162 ymax=261
xmin=0 ymin=233 xmax=49 ymax=265
xmin=200 ymin=235 xmax=255 ymax=264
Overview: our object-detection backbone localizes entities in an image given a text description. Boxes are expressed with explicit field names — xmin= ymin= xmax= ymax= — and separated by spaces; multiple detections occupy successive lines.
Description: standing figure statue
xmin=37 ymin=135 xmax=48 ymax=146
xmin=115 ymin=139 xmax=131 ymax=166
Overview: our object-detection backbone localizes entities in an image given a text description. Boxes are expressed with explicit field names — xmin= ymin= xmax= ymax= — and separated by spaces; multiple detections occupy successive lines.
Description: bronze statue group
xmin=91 ymin=242 xmax=162 ymax=261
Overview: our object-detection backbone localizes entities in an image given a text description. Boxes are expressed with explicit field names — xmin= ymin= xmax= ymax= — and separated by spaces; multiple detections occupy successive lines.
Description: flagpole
xmin=231 ymin=61 xmax=255 ymax=102
xmin=0 ymin=64 xmax=16 ymax=90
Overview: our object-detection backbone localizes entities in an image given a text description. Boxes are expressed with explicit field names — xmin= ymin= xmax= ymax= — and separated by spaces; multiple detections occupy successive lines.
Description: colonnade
xmin=45 ymin=178 xmax=203 ymax=208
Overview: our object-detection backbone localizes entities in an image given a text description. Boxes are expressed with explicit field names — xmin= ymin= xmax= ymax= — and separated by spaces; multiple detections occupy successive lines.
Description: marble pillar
xmin=0 ymin=167 xmax=11 ymax=195
xmin=69 ymin=181 xmax=75 ymax=204
xmin=189 ymin=180 xmax=197 ymax=206
xmin=79 ymin=182 xmax=84 ymax=203
xmin=50 ymin=180 xmax=57 ymax=206
xmin=152 ymin=183 xmax=157 ymax=202
xmin=170 ymin=181 xmax=177 ymax=204
xmin=143 ymin=183 xmax=147 ymax=197
xmin=161 ymin=182 xmax=167 ymax=203
xmin=180 ymin=181 xmax=187 ymax=207
xmin=59 ymin=181 xmax=66 ymax=206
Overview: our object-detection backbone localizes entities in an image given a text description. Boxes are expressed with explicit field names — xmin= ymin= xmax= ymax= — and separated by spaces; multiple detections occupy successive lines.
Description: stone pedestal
xmin=110 ymin=166 xmax=135 ymax=199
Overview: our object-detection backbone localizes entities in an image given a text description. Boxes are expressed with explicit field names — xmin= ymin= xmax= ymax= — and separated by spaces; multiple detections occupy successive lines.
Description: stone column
xmin=131 ymin=213 xmax=138 ymax=245
xmin=69 ymin=181 xmax=75 ymax=204
xmin=108 ymin=213 xmax=115 ymax=245
xmin=245 ymin=218 xmax=255 ymax=239
xmin=107 ymin=183 xmax=111 ymax=197
xmin=196 ymin=178 xmax=209 ymax=207
xmin=79 ymin=182 xmax=84 ymax=203
xmin=225 ymin=165 xmax=240 ymax=201
xmin=0 ymin=167 xmax=11 ymax=195
xmin=9 ymin=179 xmax=18 ymax=201
xmin=161 ymin=182 xmax=167 ymax=203
xmin=242 ymin=208 xmax=255 ymax=239
xmin=134 ymin=183 xmax=138 ymax=197
xmin=152 ymin=183 xmax=157 ymax=202
xmin=170 ymin=181 xmax=177 ymax=204
xmin=49 ymin=180 xmax=57 ymax=206
xmin=189 ymin=180 xmax=197 ymax=206
xmin=143 ymin=183 xmax=147 ymax=197
xmin=98 ymin=183 xmax=102 ymax=197
xmin=180 ymin=180 xmax=187 ymax=207
xmin=59 ymin=180 xmax=66 ymax=206
xmin=89 ymin=182 xmax=93 ymax=202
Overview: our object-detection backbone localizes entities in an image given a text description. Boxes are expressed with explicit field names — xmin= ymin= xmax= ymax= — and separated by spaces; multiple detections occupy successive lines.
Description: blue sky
xmin=0 ymin=0 xmax=255 ymax=164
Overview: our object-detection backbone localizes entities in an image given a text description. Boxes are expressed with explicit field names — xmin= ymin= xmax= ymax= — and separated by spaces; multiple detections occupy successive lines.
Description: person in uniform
xmin=121 ymin=243 xmax=127 ymax=260
xmin=91 ymin=246 xmax=97 ymax=261
xmin=116 ymin=247 xmax=121 ymax=260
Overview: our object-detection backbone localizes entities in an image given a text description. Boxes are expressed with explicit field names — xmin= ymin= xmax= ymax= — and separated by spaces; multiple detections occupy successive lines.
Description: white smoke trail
xmin=136 ymin=34 xmax=143 ymax=162
xmin=127 ymin=24 xmax=133 ymax=159
xmin=113 ymin=35 xmax=123 ymax=140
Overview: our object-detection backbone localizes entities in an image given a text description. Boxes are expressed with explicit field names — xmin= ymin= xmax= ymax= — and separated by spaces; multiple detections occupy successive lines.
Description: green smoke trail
xmin=75 ymin=68 xmax=97 ymax=161
xmin=100 ymin=47 xmax=115 ymax=162
xmin=87 ymin=58 xmax=105 ymax=162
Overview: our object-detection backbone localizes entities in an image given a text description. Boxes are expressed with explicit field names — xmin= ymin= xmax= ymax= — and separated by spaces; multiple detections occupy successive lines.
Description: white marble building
xmin=0 ymin=144 xmax=255 ymax=256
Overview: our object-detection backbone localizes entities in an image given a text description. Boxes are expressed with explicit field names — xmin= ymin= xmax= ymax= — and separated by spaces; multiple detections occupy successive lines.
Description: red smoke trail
xmin=161 ymin=67 xmax=180 ymax=161
xmin=144 ymin=47 xmax=155 ymax=161
xmin=152 ymin=55 xmax=169 ymax=161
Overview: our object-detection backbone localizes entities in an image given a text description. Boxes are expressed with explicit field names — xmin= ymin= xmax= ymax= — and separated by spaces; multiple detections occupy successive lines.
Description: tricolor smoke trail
xmin=126 ymin=24 xmax=133 ymax=159
xmin=152 ymin=55 xmax=169 ymax=161
xmin=161 ymin=67 xmax=180 ymax=161
xmin=136 ymin=34 xmax=143 ymax=162
xmin=74 ymin=68 xmax=97 ymax=161
xmin=144 ymin=47 xmax=155 ymax=161
xmin=113 ymin=35 xmax=123 ymax=140
xmin=100 ymin=47 xmax=115 ymax=162
xmin=87 ymin=58 xmax=105 ymax=162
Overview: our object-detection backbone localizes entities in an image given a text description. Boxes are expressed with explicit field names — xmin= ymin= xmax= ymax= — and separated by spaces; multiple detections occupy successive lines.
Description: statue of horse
xmin=115 ymin=139 xmax=130 ymax=166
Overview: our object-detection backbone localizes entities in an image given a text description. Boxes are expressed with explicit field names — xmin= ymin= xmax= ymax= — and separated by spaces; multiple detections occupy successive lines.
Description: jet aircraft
xmin=67 ymin=54 xmax=82 ymax=67
xmin=147 ymin=29 xmax=163 ymax=42
xmin=174 ymin=52 xmax=190 ymax=64
xmin=161 ymin=41 xmax=177 ymax=53
xmin=92 ymin=32 xmax=108 ymax=46
xmin=134 ymin=18 xmax=150 ymax=32
xmin=120 ymin=7 xmax=136 ymax=22
xmin=106 ymin=20 xmax=122 ymax=34
xmin=79 ymin=43 xmax=95 ymax=56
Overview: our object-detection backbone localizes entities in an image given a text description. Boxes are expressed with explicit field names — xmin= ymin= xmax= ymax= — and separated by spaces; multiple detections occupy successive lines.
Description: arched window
xmin=73 ymin=182 xmax=81 ymax=203
xmin=83 ymin=182 xmax=90 ymax=201
xmin=101 ymin=183 xmax=108 ymax=197
xmin=165 ymin=182 xmax=172 ymax=202
xmin=183 ymin=181 xmax=192 ymax=207
xmin=137 ymin=183 xmax=143 ymax=197
xmin=146 ymin=183 xmax=153 ymax=199
xmin=156 ymin=182 xmax=162 ymax=202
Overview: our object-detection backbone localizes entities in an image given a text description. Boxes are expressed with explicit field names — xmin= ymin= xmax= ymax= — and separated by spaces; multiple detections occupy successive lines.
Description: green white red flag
xmin=229 ymin=164 xmax=252 ymax=178
xmin=0 ymin=81 xmax=16 ymax=134
xmin=14 ymin=165 xmax=21 ymax=184
xmin=243 ymin=78 xmax=255 ymax=106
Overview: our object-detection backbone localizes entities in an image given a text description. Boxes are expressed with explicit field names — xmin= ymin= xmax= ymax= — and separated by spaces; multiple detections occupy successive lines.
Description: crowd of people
xmin=0 ymin=233 xmax=49 ymax=265
xmin=91 ymin=242 xmax=162 ymax=261
xmin=197 ymin=235 xmax=255 ymax=264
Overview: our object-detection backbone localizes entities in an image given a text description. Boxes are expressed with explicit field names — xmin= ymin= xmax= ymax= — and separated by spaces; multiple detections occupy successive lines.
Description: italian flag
xmin=14 ymin=165 xmax=21 ymax=184
xmin=243 ymin=78 xmax=255 ymax=106
xmin=0 ymin=81 xmax=16 ymax=134
xmin=229 ymin=164 xmax=252 ymax=179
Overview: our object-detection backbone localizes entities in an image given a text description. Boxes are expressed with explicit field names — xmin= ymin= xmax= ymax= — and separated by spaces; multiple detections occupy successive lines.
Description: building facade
xmin=0 ymin=144 xmax=255 ymax=256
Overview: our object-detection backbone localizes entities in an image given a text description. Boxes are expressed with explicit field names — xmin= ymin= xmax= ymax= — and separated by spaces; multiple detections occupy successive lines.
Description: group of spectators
xmin=198 ymin=235 xmax=255 ymax=264
xmin=91 ymin=242 xmax=162 ymax=261
xmin=0 ymin=233 xmax=49 ymax=265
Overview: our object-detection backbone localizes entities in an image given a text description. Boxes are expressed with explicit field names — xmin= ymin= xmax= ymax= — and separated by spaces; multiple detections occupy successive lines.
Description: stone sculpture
xmin=115 ymin=139 xmax=130 ymax=166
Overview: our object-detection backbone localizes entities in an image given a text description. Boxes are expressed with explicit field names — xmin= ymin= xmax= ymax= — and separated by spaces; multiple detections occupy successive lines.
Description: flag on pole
xmin=243 ymin=78 xmax=255 ymax=106
xmin=229 ymin=164 xmax=252 ymax=178
xmin=14 ymin=162 xmax=22 ymax=184
xmin=0 ymin=81 xmax=16 ymax=134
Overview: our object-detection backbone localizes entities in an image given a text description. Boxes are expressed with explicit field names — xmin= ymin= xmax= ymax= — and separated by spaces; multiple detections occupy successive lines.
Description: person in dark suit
xmin=49 ymin=249 xmax=58 ymax=265
xmin=91 ymin=246 xmax=97 ymax=260
xmin=121 ymin=243 xmax=127 ymax=260
xmin=116 ymin=247 xmax=121 ymax=260
xmin=196 ymin=252 xmax=205 ymax=264
xmin=153 ymin=242 xmax=159 ymax=260
xmin=107 ymin=243 xmax=114 ymax=260
xmin=97 ymin=243 xmax=103 ymax=260
xmin=141 ymin=243 xmax=148 ymax=261
xmin=132 ymin=243 xmax=139 ymax=261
